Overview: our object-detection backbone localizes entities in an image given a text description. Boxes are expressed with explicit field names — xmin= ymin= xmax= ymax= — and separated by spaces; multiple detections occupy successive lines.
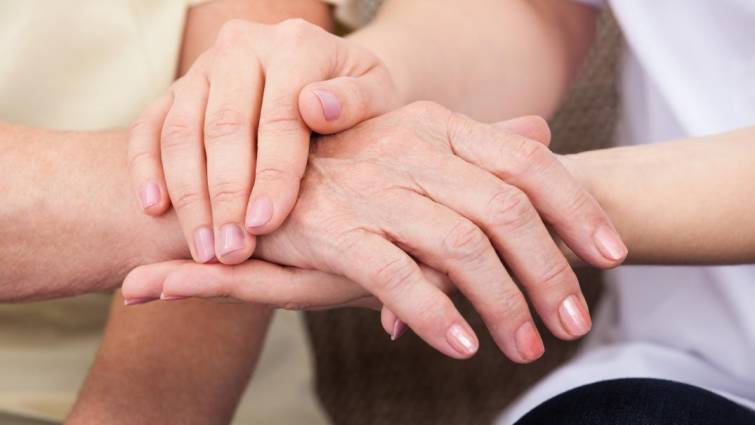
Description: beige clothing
xmin=0 ymin=1 xmax=326 ymax=424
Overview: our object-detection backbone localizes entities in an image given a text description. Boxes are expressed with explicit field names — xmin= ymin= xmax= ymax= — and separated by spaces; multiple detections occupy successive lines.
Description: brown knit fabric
xmin=305 ymin=12 xmax=622 ymax=425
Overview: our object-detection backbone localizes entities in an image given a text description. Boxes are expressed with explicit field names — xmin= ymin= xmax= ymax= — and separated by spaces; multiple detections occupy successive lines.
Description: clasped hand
xmin=125 ymin=63 xmax=626 ymax=363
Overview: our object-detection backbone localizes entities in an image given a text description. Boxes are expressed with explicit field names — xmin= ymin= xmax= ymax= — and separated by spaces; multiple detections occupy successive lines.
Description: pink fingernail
xmin=391 ymin=319 xmax=409 ymax=341
xmin=194 ymin=226 xmax=215 ymax=263
xmin=594 ymin=225 xmax=628 ymax=261
xmin=160 ymin=294 xmax=188 ymax=301
xmin=139 ymin=182 xmax=160 ymax=210
xmin=123 ymin=297 xmax=159 ymax=306
xmin=515 ymin=321 xmax=544 ymax=362
xmin=245 ymin=197 xmax=273 ymax=229
xmin=218 ymin=223 xmax=245 ymax=257
xmin=559 ymin=294 xmax=592 ymax=337
xmin=446 ymin=324 xmax=478 ymax=356
xmin=313 ymin=90 xmax=342 ymax=122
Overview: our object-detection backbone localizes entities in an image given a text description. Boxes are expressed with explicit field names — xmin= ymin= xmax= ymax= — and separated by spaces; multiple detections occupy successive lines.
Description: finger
xmin=449 ymin=115 xmax=628 ymax=268
xmin=298 ymin=67 xmax=399 ymax=135
xmin=158 ymin=261 xmax=372 ymax=310
xmin=493 ymin=115 xmax=551 ymax=146
xmin=383 ymin=193 xmax=544 ymax=363
xmin=128 ymin=94 xmax=173 ymax=215
xmin=244 ymin=52 xmax=316 ymax=235
xmin=204 ymin=46 xmax=262 ymax=265
xmin=122 ymin=260 xmax=187 ymax=304
xmin=412 ymin=152 xmax=590 ymax=342
xmin=161 ymin=75 xmax=215 ymax=263
xmin=336 ymin=231 xmax=479 ymax=359
xmin=248 ymin=30 xmax=391 ymax=235
xmin=380 ymin=264 xmax=454 ymax=341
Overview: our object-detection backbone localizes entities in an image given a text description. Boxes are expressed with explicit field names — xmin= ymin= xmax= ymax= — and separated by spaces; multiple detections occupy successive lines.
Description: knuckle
xmin=488 ymin=188 xmax=536 ymax=231
xmin=259 ymin=99 xmax=303 ymax=135
xmin=275 ymin=18 xmax=316 ymax=44
xmin=369 ymin=256 xmax=417 ymax=295
xmin=445 ymin=112 xmax=474 ymax=144
xmin=559 ymin=189 xmax=595 ymax=224
xmin=403 ymin=101 xmax=449 ymax=119
xmin=512 ymin=138 xmax=552 ymax=176
xmin=128 ymin=118 xmax=153 ymax=138
xmin=489 ymin=287 xmax=528 ymax=322
xmin=210 ymin=181 xmax=249 ymax=208
xmin=414 ymin=296 xmax=456 ymax=328
xmin=126 ymin=148 xmax=154 ymax=174
xmin=161 ymin=120 xmax=195 ymax=151
xmin=536 ymin=260 xmax=576 ymax=292
xmin=171 ymin=188 xmax=204 ymax=212
xmin=442 ymin=220 xmax=488 ymax=262
xmin=215 ymin=20 xmax=249 ymax=50
xmin=204 ymin=107 xmax=247 ymax=142
xmin=256 ymin=166 xmax=297 ymax=184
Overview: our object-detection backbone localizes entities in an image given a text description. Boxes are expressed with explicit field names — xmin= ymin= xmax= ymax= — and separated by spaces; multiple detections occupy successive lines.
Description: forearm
xmin=67 ymin=293 xmax=272 ymax=425
xmin=0 ymin=125 xmax=187 ymax=301
xmin=567 ymin=127 xmax=755 ymax=264
xmin=349 ymin=0 xmax=598 ymax=121
xmin=68 ymin=3 xmax=332 ymax=425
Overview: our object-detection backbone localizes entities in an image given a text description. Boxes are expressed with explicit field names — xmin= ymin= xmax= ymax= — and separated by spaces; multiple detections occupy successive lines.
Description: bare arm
xmin=566 ymin=126 xmax=755 ymax=264
xmin=349 ymin=0 xmax=599 ymax=121
xmin=66 ymin=3 xmax=333 ymax=425
xmin=0 ymin=125 xmax=187 ymax=301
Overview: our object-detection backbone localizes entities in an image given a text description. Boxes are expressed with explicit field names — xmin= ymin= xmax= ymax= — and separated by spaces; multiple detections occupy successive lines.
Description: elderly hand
xmin=124 ymin=102 xmax=626 ymax=363
xmin=127 ymin=18 xmax=399 ymax=265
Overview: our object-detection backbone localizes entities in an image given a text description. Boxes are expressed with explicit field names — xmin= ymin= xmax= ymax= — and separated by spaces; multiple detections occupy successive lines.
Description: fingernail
xmin=515 ymin=321 xmax=544 ymax=362
xmin=594 ymin=225 xmax=628 ymax=261
xmin=218 ymin=223 xmax=245 ymax=257
xmin=446 ymin=324 xmax=478 ymax=356
xmin=194 ymin=226 xmax=215 ymax=263
xmin=391 ymin=319 xmax=409 ymax=341
xmin=559 ymin=294 xmax=592 ymax=337
xmin=160 ymin=294 xmax=187 ymax=301
xmin=313 ymin=90 xmax=342 ymax=121
xmin=123 ymin=297 xmax=158 ymax=306
xmin=245 ymin=197 xmax=273 ymax=229
xmin=139 ymin=182 xmax=160 ymax=210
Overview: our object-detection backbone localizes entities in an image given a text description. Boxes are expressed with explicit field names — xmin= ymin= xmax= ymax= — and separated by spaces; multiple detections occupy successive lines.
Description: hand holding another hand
xmin=124 ymin=102 xmax=627 ymax=363
xmin=127 ymin=18 xmax=399 ymax=264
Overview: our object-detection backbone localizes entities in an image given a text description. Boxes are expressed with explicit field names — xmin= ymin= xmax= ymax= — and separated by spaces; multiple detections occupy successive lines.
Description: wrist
xmin=346 ymin=24 xmax=419 ymax=107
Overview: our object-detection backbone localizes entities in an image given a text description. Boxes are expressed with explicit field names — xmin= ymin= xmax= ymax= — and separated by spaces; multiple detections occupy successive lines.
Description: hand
xmin=125 ymin=102 xmax=627 ymax=362
xmin=127 ymin=18 xmax=399 ymax=264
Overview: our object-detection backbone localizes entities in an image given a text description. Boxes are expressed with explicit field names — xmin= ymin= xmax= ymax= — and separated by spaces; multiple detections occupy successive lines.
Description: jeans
xmin=515 ymin=378 xmax=755 ymax=425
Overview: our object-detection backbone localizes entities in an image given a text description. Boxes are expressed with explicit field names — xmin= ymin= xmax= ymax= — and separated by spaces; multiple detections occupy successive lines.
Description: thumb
xmin=494 ymin=116 xmax=552 ymax=146
xmin=298 ymin=70 xmax=400 ymax=134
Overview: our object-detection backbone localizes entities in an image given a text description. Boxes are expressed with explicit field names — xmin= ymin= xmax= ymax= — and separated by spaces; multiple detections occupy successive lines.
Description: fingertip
xmin=137 ymin=181 xmax=170 ymax=216
xmin=215 ymin=223 xmax=255 ymax=265
xmin=593 ymin=224 xmax=629 ymax=267
xmin=244 ymin=195 xmax=275 ymax=233
xmin=513 ymin=321 xmax=546 ymax=364
xmin=380 ymin=307 xmax=393 ymax=337
xmin=495 ymin=116 xmax=552 ymax=146
xmin=299 ymin=85 xmax=342 ymax=134
xmin=446 ymin=322 xmax=479 ymax=359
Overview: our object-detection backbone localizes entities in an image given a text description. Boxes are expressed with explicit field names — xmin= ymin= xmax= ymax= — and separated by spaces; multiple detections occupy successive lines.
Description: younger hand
xmin=127 ymin=19 xmax=399 ymax=264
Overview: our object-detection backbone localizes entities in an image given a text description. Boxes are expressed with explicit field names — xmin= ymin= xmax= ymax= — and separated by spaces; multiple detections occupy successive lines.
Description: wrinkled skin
xmin=125 ymin=102 xmax=626 ymax=362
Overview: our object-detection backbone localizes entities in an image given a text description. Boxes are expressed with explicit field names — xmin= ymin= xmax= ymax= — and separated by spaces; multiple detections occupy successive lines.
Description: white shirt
xmin=498 ymin=1 xmax=755 ymax=423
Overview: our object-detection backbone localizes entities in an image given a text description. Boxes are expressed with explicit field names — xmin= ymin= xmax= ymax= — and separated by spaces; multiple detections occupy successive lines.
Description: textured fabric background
xmin=306 ymin=11 xmax=622 ymax=425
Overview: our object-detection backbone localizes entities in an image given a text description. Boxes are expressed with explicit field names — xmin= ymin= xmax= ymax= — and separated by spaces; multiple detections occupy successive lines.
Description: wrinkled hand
xmin=124 ymin=102 xmax=627 ymax=362
xmin=127 ymin=18 xmax=399 ymax=264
